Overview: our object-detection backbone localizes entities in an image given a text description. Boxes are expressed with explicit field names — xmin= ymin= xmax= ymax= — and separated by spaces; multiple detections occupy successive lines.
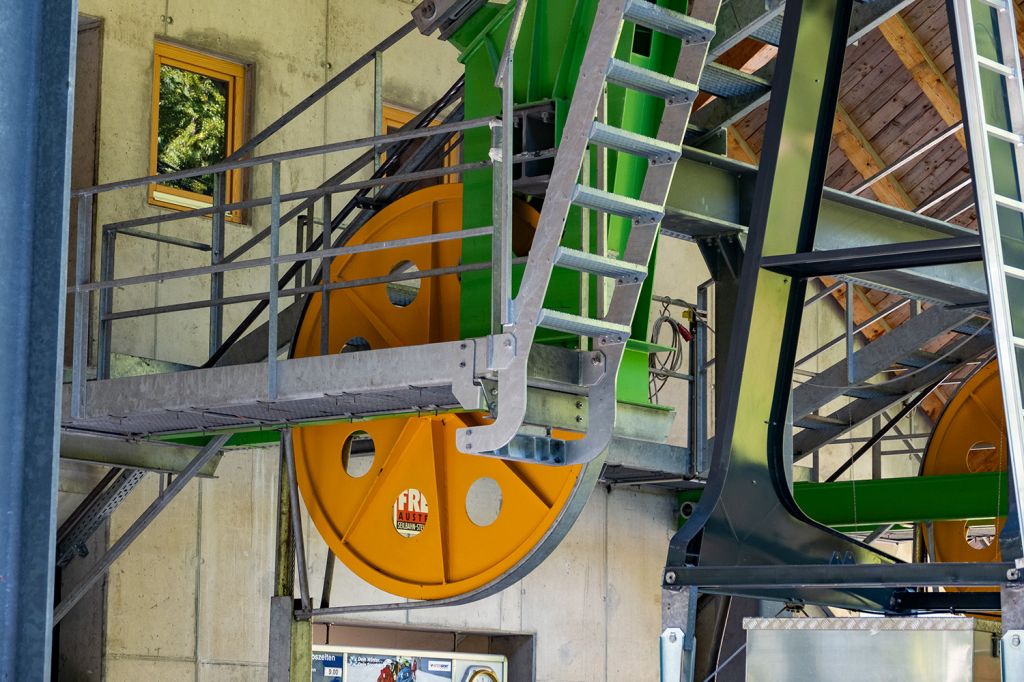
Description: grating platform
xmin=63 ymin=341 xmax=480 ymax=439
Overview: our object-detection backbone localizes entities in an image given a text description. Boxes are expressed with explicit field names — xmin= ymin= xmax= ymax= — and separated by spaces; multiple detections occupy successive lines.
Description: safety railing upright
xmin=67 ymin=111 xmax=556 ymax=421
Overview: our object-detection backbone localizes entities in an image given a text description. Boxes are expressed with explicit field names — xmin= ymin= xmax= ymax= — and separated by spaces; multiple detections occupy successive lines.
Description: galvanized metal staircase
xmin=455 ymin=0 xmax=721 ymax=464
xmin=792 ymin=306 xmax=993 ymax=459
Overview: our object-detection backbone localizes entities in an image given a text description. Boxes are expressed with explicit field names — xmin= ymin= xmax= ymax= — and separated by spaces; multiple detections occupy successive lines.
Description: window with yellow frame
xmin=149 ymin=40 xmax=249 ymax=222
xmin=381 ymin=104 xmax=459 ymax=186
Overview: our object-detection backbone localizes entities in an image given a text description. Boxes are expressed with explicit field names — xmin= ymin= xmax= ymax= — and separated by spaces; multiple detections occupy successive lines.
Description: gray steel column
xmin=0 ymin=0 xmax=78 ymax=679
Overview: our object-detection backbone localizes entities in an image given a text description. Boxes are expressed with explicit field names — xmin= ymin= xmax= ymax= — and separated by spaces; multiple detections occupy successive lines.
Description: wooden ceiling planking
xmin=862 ymin=96 xmax=939 ymax=160
xmin=839 ymin=33 xmax=901 ymax=107
xmin=897 ymin=142 xmax=968 ymax=203
xmin=892 ymin=126 xmax=962 ymax=186
xmin=853 ymin=73 xmax=933 ymax=143
xmin=843 ymin=52 xmax=918 ymax=127
xmin=904 ymin=0 xmax=948 ymax=40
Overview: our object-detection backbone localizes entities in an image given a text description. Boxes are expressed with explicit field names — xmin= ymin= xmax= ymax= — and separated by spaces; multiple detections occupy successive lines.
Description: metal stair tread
xmin=699 ymin=63 xmax=771 ymax=99
xmin=554 ymin=246 xmax=648 ymax=282
xmin=537 ymin=309 xmax=631 ymax=341
xmin=590 ymin=121 xmax=681 ymax=162
xmin=572 ymin=184 xmax=665 ymax=222
xmin=623 ymin=0 xmax=715 ymax=44
xmin=606 ymin=58 xmax=698 ymax=103
xmin=795 ymin=414 xmax=848 ymax=431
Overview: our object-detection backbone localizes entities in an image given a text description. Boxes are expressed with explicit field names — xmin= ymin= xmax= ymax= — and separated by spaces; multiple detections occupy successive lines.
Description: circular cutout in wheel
xmin=291 ymin=184 xmax=596 ymax=600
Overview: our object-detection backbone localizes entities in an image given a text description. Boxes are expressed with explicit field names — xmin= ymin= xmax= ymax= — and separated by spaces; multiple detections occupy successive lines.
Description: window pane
xmin=157 ymin=64 xmax=228 ymax=196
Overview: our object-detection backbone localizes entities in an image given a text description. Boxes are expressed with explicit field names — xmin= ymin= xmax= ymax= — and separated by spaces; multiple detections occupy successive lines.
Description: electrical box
xmin=312 ymin=644 xmax=507 ymax=682
xmin=743 ymin=617 xmax=1001 ymax=682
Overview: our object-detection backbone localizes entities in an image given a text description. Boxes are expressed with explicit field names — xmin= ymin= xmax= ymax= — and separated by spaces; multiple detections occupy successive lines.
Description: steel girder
xmin=663 ymin=147 xmax=989 ymax=305
xmin=665 ymin=0 xmax=904 ymax=611
xmin=694 ymin=0 xmax=917 ymax=135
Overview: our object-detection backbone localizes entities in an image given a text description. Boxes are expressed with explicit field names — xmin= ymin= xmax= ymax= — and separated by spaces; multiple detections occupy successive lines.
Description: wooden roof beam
xmin=832 ymin=105 xmax=917 ymax=210
xmin=878 ymin=14 xmax=968 ymax=148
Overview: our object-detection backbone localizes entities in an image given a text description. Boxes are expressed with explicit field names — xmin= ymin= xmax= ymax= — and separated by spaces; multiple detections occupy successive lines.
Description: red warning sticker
xmin=393 ymin=488 xmax=429 ymax=537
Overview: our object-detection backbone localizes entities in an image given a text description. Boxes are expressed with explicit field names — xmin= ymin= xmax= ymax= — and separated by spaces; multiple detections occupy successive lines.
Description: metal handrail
xmin=74 ymin=116 xmax=492 ymax=200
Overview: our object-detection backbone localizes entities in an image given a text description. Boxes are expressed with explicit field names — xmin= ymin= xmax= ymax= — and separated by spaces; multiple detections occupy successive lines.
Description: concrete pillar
xmin=0 ymin=0 xmax=77 ymax=679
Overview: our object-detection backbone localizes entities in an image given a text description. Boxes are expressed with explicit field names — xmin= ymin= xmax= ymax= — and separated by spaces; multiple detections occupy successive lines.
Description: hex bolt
xmin=504 ymin=338 xmax=512 ymax=348
xmin=421 ymin=1 xmax=437 ymax=19
xmin=575 ymin=415 xmax=583 ymax=423
xmin=665 ymin=571 xmax=677 ymax=585
xmin=575 ymin=401 xmax=583 ymax=409
xmin=459 ymin=361 xmax=466 ymax=368
xmin=1009 ymin=568 xmax=1020 ymax=581
xmin=668 ymin=632 xmax=678 ymax=644
xmin=591 ymin=354 xmax=601 ymax=366
xmin=1013 ymin=635 xmax=1022 ymax=647
xmin=491 ymin=388 xmax=498 ymax=396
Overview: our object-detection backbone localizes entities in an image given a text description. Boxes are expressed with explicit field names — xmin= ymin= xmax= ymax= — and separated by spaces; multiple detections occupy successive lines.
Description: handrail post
xmin=320 ymin=193 xmax=333 ymax=355
xmin=71 ymin=194 xmax=94 ymax=418
xmin=268 ymin=161 xmax=281 ymax=400
xmin=97 ymin=228 xmax=115 ymax=380
xmin=491 ymin=0 xmax=528 ymax=333
xmin=210 ymin=172 xmax=226 ymax=357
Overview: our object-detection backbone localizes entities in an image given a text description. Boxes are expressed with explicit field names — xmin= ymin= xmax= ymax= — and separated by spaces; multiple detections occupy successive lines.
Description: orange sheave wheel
xmin=291 ymin=184 xmax=595 ymax=600
xmin=922 ymin=360 xmax=1008 ymax=598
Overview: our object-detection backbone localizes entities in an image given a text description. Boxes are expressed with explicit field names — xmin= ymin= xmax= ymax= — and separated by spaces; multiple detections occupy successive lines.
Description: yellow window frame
xmin=149 ymin=40 xmax=248 ymax=222
xmin=381 ymin=104 xmax=458 ymax=183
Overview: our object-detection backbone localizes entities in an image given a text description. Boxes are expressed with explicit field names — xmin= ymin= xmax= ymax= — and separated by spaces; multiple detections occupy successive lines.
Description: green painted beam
xmin=679 ymin=472 xmax=1009 ymax=528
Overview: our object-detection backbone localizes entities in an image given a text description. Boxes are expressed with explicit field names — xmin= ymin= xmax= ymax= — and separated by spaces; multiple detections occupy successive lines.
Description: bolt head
xmin=1014 ymin=635 xmax=1022 ymax=647
xmin=665 ymin=571 xmax=677 ymax=585
xmin=575 ymin=401 xmax=584 ymax=409
xmin=1009 ymin=568 xmax=1020 ymax=581
xmin=575 ymin=415 xmax=584 ymax=423
xmin=668 ymin=632 xmax=678 ymax=644
xmin=591 ymin=355 xmax=601 ymax=366
xmin=504 ymin=339 xmax=512 ymax=348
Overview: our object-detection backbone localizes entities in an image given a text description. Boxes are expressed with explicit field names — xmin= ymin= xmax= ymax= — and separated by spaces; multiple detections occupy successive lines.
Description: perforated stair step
xmin=537 ymin=309 xmax=632 ymax=341
xmin=623 ymin=0 xmax=715 ymax=44
xmin=589 ymin=121 xmax=681 ymax=163
xmin=554 ymin=246 xmax=648 ymax=283
xmin=606 ymin=58 xmax=698 ymax=103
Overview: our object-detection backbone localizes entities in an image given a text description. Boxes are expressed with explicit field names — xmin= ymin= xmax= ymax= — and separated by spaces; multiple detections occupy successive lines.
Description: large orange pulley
xmin=923 ymin=360 xmax=1009 ymax=597
xmin=291 ymin=184 xmax=595 ymax=600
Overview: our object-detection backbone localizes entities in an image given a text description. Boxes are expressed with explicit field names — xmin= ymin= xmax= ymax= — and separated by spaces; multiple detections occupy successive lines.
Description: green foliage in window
xmin=157 ymin=65 xmax=228 ymax=195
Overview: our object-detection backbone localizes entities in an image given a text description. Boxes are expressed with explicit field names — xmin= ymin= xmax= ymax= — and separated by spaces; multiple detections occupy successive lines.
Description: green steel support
xmin=450 ymin=0 xmax=688 ymax=406
xmin=666 ymin=0 xmax=901 ymax=612
xmin=679 ymin=472 xmax=1010 ymax=530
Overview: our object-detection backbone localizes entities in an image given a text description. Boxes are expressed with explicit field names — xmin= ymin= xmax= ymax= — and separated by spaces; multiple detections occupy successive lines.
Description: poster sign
xmin=345 ymin=653 xmax=454 ymax=682
xmin=311 ymin=651 xmax=345 ymax=681
xmin=393 ymin=488 xmax=429 ymax=537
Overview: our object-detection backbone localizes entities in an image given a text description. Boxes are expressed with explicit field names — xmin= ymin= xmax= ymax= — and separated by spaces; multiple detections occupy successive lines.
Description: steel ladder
xmin=457 ymin=0 xmax=721 ymax=465
xmin=950 ymin=0 xmax=1024 ymax=553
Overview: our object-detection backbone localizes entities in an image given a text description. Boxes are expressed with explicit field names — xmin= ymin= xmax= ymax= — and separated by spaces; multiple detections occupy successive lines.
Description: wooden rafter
xmin=727 ymin=125 xmax=758 ymax=164
xmin=878 ymin=14 xmax=968 ymax=149
xmin=832 ymin=105 xmax=916 ymax=210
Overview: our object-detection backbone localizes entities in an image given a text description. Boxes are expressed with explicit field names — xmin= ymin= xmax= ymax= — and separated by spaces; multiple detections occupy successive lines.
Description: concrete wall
xmin=78 ymin=0 xmax=461 ymax=367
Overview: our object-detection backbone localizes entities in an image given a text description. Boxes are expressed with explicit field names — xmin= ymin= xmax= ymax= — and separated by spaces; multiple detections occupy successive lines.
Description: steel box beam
xmin=664 ymin=147 xmax=988 ymax=304
xmin=665 ymin=562 xmax=1017 ymax=590
xmin=679 ymin=472 xmax=1011 ymax=529
xmin=760 ymin=236 xmax=982 ymax=278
